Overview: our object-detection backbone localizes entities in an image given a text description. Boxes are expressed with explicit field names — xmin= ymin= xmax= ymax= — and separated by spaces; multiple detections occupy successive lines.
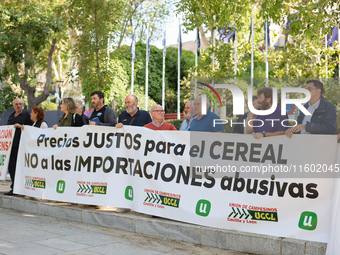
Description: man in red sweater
xmin=144 ymin=105 xmax=177 ymax=130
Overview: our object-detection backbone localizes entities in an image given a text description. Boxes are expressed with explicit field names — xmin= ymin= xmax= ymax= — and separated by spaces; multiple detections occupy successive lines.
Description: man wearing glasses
xmin=285 ymin=79 xmax=336 ymax=138
xmin=144 ymin=105 xmax=177 ymax=130
xmin=6 ymin=98 xmax=33 ymax=195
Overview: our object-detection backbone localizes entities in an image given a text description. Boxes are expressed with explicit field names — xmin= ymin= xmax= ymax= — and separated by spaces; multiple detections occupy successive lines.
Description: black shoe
xmin=4 ymin=190 xmax=13 ymax=196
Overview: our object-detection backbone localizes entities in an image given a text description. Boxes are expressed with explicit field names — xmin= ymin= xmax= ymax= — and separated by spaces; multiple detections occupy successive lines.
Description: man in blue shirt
xmin=246 ymin=87 xmax=288 ymax=139
xmin=190 ymin=96 xmax=223 ymax=133
xmin=179 ymin=101 xmax=193 ymax=131
xmin=116 ymin=94 xmax=152 ymax=128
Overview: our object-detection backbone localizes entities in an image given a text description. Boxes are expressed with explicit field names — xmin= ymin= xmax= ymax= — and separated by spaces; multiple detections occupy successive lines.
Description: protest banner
xmin=14 ymin=125 xmax=337 ymax=243
xmin=0 ymin=125 xmax=15 ymax=180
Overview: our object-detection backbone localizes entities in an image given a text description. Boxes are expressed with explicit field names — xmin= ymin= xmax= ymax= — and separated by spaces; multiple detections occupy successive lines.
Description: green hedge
xmin=166 ymin=119 xmax=184 ymax=130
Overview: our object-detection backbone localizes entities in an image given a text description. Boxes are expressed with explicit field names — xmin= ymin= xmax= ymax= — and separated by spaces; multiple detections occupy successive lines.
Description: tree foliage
xmin=0 ymin=1 xmax=65 ymax=109
xmin=176 ymin=0 xmax=339 ymax=80
xmin=68 ymin=0 xmax=124 ymax=91
xmin=112 ymin=42 xmax=195 ymax=112
xmin=0 ymin=86 xmax=24 ymax=114
xmin=116 ymin=0 xmax=172 ymax=48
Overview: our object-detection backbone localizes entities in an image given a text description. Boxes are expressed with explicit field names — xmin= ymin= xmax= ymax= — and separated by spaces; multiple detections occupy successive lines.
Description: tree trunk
xmin=199 ymin=26 xmax=209 ymax=49
xmin=94 ymin=4 xmax=102 ymax=91
xmin=56 ymin=45 xmax=63 ymax=80
xmin=65 ymin=9 xmax=78 ymax=87
xmin=22 ymin=38 xmax=57 ymax=109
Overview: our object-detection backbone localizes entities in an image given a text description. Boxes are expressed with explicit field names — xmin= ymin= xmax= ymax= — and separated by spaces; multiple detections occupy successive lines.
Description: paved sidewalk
xmin=0 ymin=180 xmax=327 ymax=255
xmin=0 ymin=180 xmax=248 ymax=255
xmin=0 ymin=207 xmax=247 ymax=255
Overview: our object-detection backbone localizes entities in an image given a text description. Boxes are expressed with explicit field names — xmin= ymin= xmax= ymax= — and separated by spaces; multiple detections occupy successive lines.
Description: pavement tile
xmin=0 ymin=227 xmax=61 ymax=244
xmin=0 ymin=241 xmax=63 ymax=255
xmin=56 ymin=250 xmax=102 ymax=255
xmin=87 ymin=243 xmax=162 ymax=255
xmin=58 ymin=232 xmax=125 ymax=246
xmin=33 ymin=238 xmax=90 ymax=252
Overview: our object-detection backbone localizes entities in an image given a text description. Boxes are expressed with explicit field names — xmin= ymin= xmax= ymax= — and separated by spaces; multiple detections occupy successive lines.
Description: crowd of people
xmin=4 ymin=79 xmax=338 ymax=196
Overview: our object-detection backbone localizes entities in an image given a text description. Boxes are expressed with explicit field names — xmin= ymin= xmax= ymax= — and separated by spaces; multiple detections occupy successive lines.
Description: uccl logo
xmin=195 ymin=199 xmax=211 ymax=217
xmin=200 ymin=85 xmax=312 ymax=116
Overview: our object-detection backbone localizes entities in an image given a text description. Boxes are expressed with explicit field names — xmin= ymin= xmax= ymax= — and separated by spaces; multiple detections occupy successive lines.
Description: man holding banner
xmin=246 ymin=87 xmax=288 ymax=139
xmin=179 ymin=101 xmax=193 ymax=131
xmin=6 ymin=98 xmax=33 ymax=195
xmin=285 ymin=79 xmax=336 ymax=137
xmin=189 ymin=96 xmax=223 ymax=133
xmin=144 ymin=105 xmax=177 ymax=130
xmin=116 ymin=94 xmax=152 ymax=128
xmin=89 ymin=91 xmax=117 ymax=126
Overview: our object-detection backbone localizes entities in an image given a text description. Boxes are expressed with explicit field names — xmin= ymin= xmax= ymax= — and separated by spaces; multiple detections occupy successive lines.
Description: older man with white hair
xmin=6 ymin=98 xmax=33 ymax=195
xmin=75 ymin=101 xmax=89 ymax=125
xmin=144 ymin=105 xmax=177 ymax=130
xmin=116 ymin=94 xmax=152 ymax=128
xmin=179 ymin=100 xmax=194 ymax=131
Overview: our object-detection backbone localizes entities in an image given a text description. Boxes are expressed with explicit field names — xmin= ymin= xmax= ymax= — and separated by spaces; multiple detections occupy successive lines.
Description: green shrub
xmin=166 ymin=119 xmax=184 ymax=130
xmin=39 ymin=101 xmax=58 ymax=111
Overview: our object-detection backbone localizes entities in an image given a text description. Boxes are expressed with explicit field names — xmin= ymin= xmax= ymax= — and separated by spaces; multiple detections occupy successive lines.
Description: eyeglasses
xmin=152 ymin=110 xmax=164 ymax=113
xmin=306 ymin=87 xmax=317 ymax=91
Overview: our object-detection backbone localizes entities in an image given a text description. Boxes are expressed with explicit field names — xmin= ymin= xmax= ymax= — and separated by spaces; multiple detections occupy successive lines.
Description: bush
xmin=39 ymin=101 xmax=58 ymax=111
xmin=166 ymin=119 xmax=184 ymax=130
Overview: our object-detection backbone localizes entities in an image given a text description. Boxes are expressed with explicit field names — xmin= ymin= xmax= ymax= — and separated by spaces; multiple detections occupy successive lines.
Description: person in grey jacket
xmin=285 ymin=79 xmax=337 ymax=137
xmin=89 ymin=91 xmax=117 ymax=126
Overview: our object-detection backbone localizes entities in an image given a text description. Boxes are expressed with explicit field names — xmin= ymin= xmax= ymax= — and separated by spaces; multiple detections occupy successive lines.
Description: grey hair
xmin=126 ymin=94 xmax=138 ymax=102
xmin=195 ymin=95 xmax=209 ymax=107
xmin=12 ymin=98 xmax=24 ymax=105
xmin=150 ymin=104 xmax=162 ymax=112
xmin=75 ymin=101 xmax=83 ymax=108
xmin=186 ymin=100 xmax=194 ymax=107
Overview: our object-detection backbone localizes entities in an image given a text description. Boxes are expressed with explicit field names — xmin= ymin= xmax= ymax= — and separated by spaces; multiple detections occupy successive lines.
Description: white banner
xmin=0 ymin=125 xmax=14 ymax=180
xmin=14 ymin=126 xmax=337 ymax=243
xmin=326 ymin=144 xmax=340 ymax=255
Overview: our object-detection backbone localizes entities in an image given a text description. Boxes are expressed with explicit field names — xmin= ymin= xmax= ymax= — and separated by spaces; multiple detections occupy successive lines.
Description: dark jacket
xmin=118 ymin=108 xmax=152 ymax=126
xmin=297 ymin=96 xmax=337 ymax=134
xmin=33 ymin=119 xmax=48 ymax=128
xmin=7 ymin=109 xmax=34 ymax=147
xmin=233 ymin=112 xmax=248 ymax=134
xmin=89 ymin=105 xmax=117 ymax=126
xmin=81 ymin=114 xmax=89 ymax=125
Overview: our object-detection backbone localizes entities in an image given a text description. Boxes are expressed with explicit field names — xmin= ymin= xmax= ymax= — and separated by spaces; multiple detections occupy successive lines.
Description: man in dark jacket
xmin=285 ymin=79 xmax=337 ymax=137
xmin=89 ymin=91 xmax=117 ymax=126
xmin=116 ymin=94 xmax=152 ymax=128
xmin=6 ymin=98 xmax=33 ymax=195
xmin=75 ymin=101 xmax=89 ymax=125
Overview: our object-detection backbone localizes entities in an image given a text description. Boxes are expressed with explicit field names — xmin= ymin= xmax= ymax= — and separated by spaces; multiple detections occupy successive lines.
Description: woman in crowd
xmin=21 ymin=106 xmax=48 ymax=130
xmin=31 ymin=106 xmax=48 ymax=128
xmin=53 ymin=98 xmax=83 ymax=129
